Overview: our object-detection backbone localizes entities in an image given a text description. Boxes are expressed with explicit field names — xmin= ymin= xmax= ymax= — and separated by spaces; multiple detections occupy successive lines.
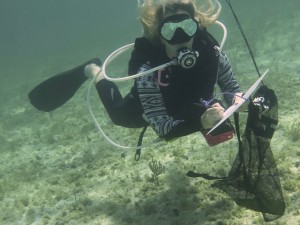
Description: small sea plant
xmin=149 ymin=157 xmax=165 ymax=185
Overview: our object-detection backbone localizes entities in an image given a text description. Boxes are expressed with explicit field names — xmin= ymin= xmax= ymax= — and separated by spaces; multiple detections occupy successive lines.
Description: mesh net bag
xmin=187 ymin=86 xmax=285 ymax=221
xmin=212 ymin=86 xmax=285 ymax=221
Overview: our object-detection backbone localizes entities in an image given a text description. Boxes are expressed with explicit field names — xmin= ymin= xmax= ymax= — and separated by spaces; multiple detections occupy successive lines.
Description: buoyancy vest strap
xmin=135 ymin=125 xmax=148 ymax=161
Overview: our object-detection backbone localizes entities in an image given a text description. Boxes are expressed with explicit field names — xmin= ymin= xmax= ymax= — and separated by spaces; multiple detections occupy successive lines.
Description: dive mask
xmin=160 ymin=14 xmax=198 ymax=44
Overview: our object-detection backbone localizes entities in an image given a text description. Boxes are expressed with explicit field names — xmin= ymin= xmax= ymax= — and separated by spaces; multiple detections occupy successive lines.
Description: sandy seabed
xmin=1 ymin=8 xmax=300 ymax=225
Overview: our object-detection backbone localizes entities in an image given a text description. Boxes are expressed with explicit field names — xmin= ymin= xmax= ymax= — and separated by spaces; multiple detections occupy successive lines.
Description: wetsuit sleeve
xmin=217 ymin=51 xmax=242 ymax=106
xmin=136 ymin=64 xmax=202 ymax=140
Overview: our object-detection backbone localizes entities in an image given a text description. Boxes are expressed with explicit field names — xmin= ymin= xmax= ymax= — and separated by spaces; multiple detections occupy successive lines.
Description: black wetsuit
xmin=96 ymin=30 xmax=241 ymax=140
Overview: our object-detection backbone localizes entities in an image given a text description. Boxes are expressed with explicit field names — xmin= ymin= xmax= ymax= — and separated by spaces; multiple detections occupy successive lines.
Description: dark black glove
xmin=248 ymin=86 xmax=278 ymax=139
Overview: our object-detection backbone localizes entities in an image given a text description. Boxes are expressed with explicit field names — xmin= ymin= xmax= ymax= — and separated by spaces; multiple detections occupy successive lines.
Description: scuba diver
xmin=28 ymin=0 xmax=286 ymax=221
xmin=83 ymin=0 xmax=245 ymax=142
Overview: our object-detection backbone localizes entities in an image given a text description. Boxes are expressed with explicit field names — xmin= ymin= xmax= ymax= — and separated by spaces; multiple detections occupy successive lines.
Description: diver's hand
xmin=201 ymin=103 xmax=225 ymax=129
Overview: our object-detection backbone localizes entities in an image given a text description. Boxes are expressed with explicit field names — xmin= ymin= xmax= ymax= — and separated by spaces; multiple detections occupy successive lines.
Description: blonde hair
xmin=138 ymin=0 xmax=221 ymax=45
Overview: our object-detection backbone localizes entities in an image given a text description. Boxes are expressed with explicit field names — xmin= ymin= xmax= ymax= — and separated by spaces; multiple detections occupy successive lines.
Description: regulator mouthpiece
xmin=174 ymin=47 xmax=199 ymax=69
